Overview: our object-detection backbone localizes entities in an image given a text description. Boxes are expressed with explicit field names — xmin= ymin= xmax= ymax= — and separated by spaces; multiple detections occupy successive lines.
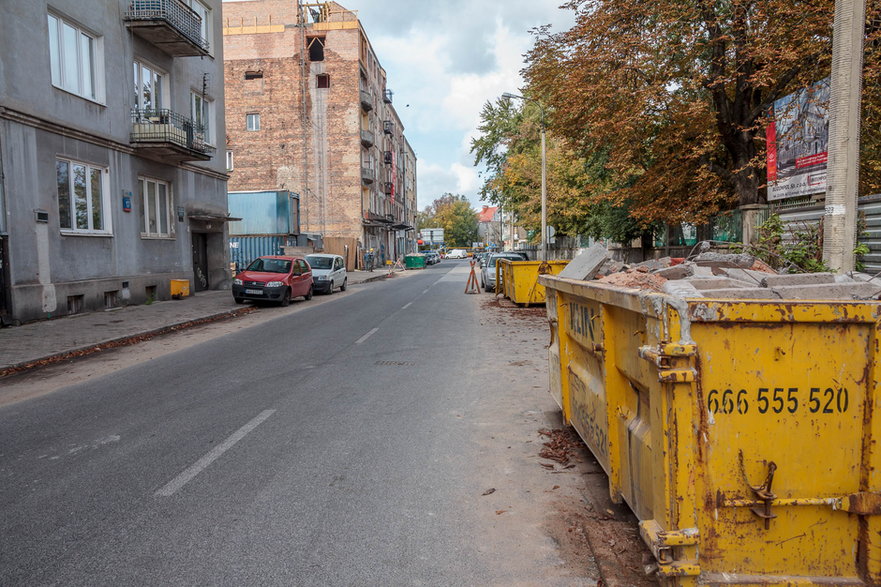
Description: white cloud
xmin=417 ymin=161 xmax=480 ymax=209
xmin=341 ymin=0 xmax=576 ymax=207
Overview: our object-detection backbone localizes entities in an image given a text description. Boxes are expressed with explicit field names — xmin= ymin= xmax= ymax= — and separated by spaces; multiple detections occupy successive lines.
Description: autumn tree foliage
xmin=524 ymin=0 xmax=838 ymax=224
xmin=417 ymin=194 xmax=479 ymax=247
xmin=472 ymin=96 xmax=648 ymax=243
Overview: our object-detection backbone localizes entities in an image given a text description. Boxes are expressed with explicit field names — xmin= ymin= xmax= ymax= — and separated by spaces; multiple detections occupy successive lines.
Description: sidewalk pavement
xmin=0 ymin=269 xmax=395 ymax=377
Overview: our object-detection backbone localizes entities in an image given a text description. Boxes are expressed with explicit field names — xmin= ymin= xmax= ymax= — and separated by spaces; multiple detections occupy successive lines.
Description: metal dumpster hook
xmin=739 ymin=450 xmax=777 ymax=529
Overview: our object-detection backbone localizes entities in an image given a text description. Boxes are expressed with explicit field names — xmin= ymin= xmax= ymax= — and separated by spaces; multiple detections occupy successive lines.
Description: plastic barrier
xmin=541 ymin=273 xmax=881 ymax=585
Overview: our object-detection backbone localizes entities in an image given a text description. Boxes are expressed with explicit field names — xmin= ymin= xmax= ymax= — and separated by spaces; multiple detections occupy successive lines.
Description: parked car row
xmin=232 ymin=253 xmax=347 ymax=306
xmin=421 ymin=250 xmax=441 ymax=265
xmin=231 ymin=249 xmax=531 ymax=307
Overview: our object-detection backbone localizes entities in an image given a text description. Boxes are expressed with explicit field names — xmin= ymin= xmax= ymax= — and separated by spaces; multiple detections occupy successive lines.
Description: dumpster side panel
xmin=559 ymin=292 xmax=609 ymax=470
xmin=500 ymin=260 xmax=514 ymax=299
xmin=606 ymin=304 xmax=662 ymax=519
xmin=546 ymin=288 xmax=564 ymax=412
xmin=694 ymin=320 xmax=869 ymax=578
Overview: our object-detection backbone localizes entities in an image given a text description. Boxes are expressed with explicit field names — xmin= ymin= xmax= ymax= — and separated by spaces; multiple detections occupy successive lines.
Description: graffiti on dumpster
xmin=706 ymin=386 xmax=849 ymax=416
xmin=569 ymin=369 xmax=608 ymax=458
xmin=567 ymin=301 xmax=600 ymax=345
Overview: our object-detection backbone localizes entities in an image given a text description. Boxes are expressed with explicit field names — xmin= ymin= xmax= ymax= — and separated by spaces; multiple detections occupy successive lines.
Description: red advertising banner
xmin=766 ymin=118 xmax=778 ymax=182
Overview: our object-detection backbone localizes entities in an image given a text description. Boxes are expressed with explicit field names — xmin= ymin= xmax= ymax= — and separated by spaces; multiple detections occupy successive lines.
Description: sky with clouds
xmin=337 ymin=0 xmax=576 ymax=211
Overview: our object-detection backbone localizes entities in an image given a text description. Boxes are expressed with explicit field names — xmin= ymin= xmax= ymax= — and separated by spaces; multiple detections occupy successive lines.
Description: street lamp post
xmin=502 ymin=92 xmax=547 ymax=261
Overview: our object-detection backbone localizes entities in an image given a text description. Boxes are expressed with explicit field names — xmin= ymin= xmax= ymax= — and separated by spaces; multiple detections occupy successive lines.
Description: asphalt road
xmin=0 ymin=261 xmax=601 ymax=586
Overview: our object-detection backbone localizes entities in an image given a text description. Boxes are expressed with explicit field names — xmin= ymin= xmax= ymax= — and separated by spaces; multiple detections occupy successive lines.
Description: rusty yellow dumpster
xmin=497 ymin=259 xmax=568 ymax=305
xmin=541 ymin=273 xmax=881 ymax=585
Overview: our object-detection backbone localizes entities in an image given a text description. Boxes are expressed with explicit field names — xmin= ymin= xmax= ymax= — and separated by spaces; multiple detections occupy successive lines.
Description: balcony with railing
xmin=360 ymin=89 xmax=373 ymax=112
xmin=124 ymin=0 xmax=210 ymax=57
xmin=360 ymin=129 xmax=375 ymax=148
xmin=361 ymin=164 xmax=375 ymax=185
xmin=382 ymin=181 xmax=394 ymax=195
xmin=130 ymin=109 xmax=214 ymax=162
xmin=383 ymin=120 xmax=394 ymax=135
xmin=383 ymin=151 xmax=393 ymax=165
xmin=383 ymin=89 xmax=393 ymax=104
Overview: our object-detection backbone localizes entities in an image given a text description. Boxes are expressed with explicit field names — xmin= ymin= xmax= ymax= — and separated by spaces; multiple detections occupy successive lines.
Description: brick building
xmin=223 ymin=0 xmax=417 ymax=269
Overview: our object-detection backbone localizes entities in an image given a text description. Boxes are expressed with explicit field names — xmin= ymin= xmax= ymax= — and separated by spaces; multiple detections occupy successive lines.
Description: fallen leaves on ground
xmin=538 ymin=427 xmax=583 ymax=468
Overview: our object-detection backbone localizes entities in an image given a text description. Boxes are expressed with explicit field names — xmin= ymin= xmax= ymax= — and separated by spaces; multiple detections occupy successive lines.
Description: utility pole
xmin=823 ymin=0 xmax=865 ymax=272
xmin=540 ymin=121 xmax=547 ymax=261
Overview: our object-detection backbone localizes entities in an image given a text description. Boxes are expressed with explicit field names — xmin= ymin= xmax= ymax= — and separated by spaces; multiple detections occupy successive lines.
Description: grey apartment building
xmin=0 ymin=0 xmax=229 ymax=325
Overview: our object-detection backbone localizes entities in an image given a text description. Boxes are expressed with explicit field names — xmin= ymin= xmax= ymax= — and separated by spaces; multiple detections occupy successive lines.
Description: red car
xmin=232 ymin=255 xmax=314 ymax=306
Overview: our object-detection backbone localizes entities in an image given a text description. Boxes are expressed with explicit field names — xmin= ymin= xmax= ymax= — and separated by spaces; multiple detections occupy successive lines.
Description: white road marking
xmin=401 ymin=302 xmax=412 ymax=310
xmin=422 ymin=289 xmax=429 ymax=294
xmin=355 ymin=327 xmax=379 ymax=344
xmin=155 ymin=409 xmax=276 ymax=497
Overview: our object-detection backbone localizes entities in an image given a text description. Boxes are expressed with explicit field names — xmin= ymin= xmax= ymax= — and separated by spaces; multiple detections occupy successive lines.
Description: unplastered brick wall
xmin=223 ymin=0 xmax=413 ymax=242
xmin=222 ymin=0 xmax=298 ymax=29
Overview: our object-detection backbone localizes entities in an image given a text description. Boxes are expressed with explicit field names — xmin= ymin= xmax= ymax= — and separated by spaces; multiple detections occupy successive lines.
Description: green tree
xmin=419 ymin=194 xmax=479 ymax=247
xmin=471 ymin=96 xmax=651 ymax=243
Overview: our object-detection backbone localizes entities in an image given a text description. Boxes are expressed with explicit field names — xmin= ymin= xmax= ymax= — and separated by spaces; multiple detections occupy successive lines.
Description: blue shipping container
xmin=228 ymin=191 xmax=300 ymax=236
xmin=229 ymin=236 xmax=290 ymax=271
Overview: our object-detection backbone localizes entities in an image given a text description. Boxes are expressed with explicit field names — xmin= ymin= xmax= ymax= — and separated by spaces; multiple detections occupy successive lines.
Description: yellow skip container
xmin=497 ymin=259 xmax=568 ymax=305
xmin=541 ymin=273 xmax=881 ymax=585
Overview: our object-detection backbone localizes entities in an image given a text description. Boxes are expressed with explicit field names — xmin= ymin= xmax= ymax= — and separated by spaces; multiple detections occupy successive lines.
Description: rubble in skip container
xmin=558 ymin=243 xmax=615 ymax=281
xmin=568 ymin=245 xmax=881 ymax=300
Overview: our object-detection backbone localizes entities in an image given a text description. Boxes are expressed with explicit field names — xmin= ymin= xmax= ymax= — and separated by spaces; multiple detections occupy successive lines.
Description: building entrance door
xmin=192 ymin=233 xmax=209 ymax=292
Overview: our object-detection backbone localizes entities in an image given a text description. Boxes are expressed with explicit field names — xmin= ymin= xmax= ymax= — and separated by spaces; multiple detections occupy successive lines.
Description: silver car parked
xmin=305 ymin=254 xmax=348 ymax=294
xmin=480 ymin=252 xmax=528 ymax=292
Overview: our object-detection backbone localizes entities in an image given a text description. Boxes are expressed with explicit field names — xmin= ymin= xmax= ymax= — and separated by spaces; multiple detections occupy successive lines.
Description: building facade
xmin=477 ymin=205 xmax=501 ymax=249
xmin=0 ymin=0 xmax=230 ymax=325
xmin=223 ymin=0 xmax=417 ymax=269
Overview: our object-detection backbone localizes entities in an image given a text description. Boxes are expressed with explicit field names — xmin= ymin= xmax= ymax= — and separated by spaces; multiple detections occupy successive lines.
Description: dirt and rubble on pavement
xmin=569 ymin=243 xmax=881 ymax=300
xmin=537 ymin=426 xmax=658 ymax=587
xmin=538 ymin=427 xmax=582 ymax=467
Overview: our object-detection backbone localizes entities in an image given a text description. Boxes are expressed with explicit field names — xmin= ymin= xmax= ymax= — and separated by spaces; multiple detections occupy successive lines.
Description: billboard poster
xmin=766 ymin=77 xmax=829 ymax=201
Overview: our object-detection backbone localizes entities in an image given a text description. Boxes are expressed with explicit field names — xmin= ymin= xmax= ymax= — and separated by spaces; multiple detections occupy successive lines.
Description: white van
xmin=447 ymin=249 xmax=468 ymax=259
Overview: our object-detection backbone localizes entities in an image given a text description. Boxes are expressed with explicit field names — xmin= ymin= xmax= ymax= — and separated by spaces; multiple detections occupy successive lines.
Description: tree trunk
xmin=716 ymin=117 xmax=763 ymax=207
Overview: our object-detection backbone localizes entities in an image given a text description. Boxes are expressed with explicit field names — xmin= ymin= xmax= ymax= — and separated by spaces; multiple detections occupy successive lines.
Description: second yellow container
xmin=497 ymin=259 xmax=568 ymax=305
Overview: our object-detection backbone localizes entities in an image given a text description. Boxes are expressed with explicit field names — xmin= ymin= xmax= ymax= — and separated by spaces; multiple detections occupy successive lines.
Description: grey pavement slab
xmin=0 ymin=270 xmax=392 ymax=374
xmin=558 ymin=244 xmax=609 ymax=280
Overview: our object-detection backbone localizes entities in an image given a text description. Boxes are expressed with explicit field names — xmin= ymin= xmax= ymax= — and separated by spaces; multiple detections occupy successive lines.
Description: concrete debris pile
xmin=563 ymin=243 xmax=881 ymax=300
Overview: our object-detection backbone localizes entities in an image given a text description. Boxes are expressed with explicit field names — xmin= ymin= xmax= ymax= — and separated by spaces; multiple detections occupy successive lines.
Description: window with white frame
xmin=47 ymin=13 xmax=101 ymax=101
xmin=246 ymin=113 xmax=260 ymax=131
xmin=56 ymin=158 xmax=110 ymax=233
xmin=191 ymin=91 xmax=213 ymax=145
xmin=139 ymin=177 xmax=174 ymax=237
xmin=226 ymin=150 xmax=234 ymax=171
xmin=133 ymin=60 xmax=166 ymax=113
